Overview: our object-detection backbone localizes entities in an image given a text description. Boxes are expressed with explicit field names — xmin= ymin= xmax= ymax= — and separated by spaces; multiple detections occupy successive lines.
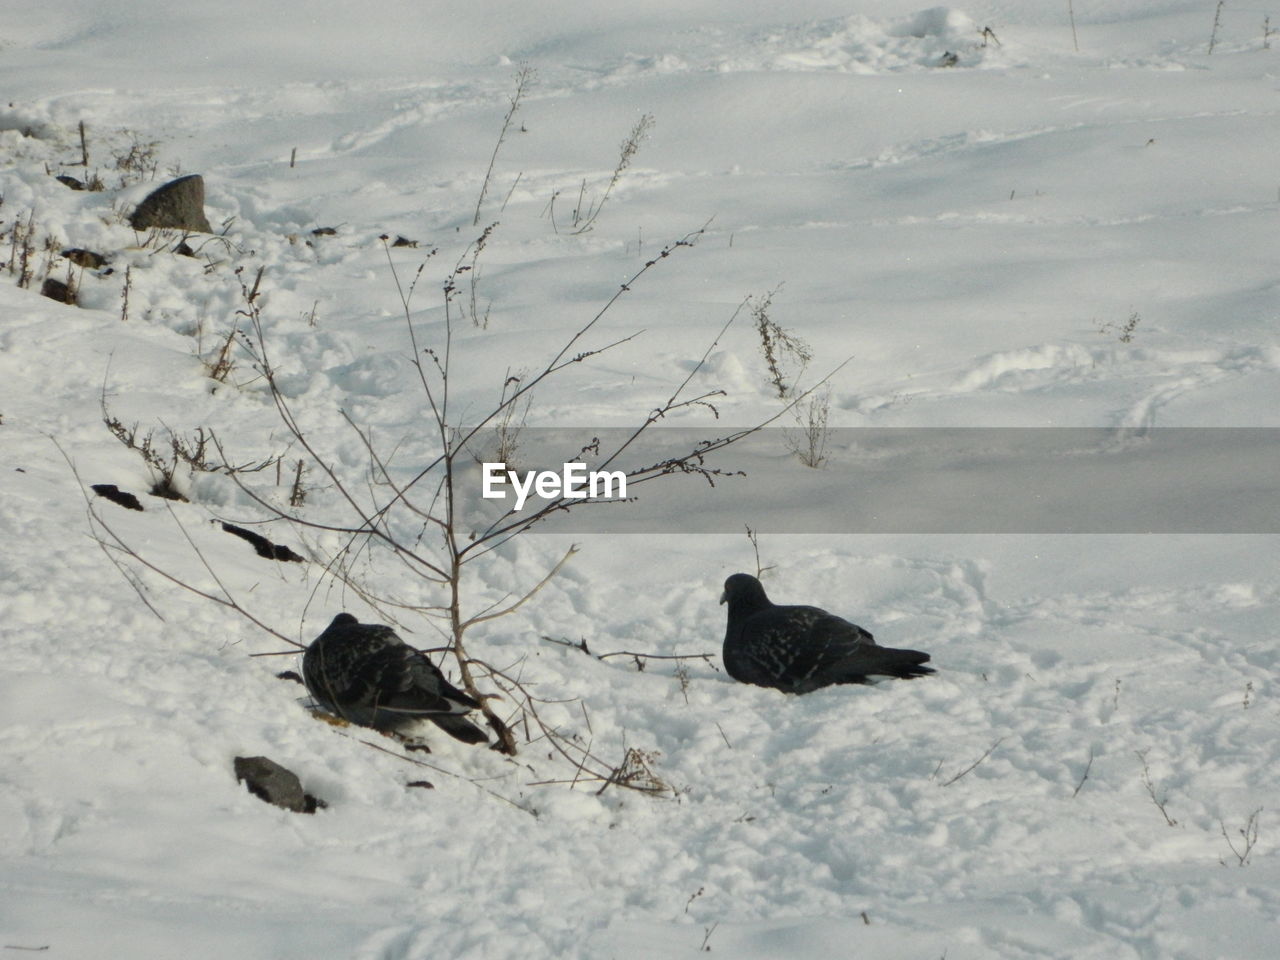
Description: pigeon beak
xmin=719 ymin=590 xmax=727 ymax=605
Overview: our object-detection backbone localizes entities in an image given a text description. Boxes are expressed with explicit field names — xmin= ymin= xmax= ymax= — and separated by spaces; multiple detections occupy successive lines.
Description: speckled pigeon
xmin=302 ymin=613 xmax=488 ymax=744
xmin=720 ymin=573 xmax=935 ymax=693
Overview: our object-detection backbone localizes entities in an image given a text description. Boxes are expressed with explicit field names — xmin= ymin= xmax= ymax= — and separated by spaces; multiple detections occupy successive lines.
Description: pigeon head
xmin=721 ymin=573 xmax=771 ymax=611
xmin=329 ymin=613 xmax=358 ymax=627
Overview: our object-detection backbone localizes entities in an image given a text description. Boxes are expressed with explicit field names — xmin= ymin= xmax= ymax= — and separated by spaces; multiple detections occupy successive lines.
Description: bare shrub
xmin=164 ymin=221 xmax=839 ymax=778
xmin=473 ymin=65 xmax=534 ymax=226
xmin=102 ymin=387 xmax=281 ymax=502
xmin=553 ymin=113 xmax=655 ymax=235
xmin=204 ymin=326 xmax=240 ymax=382
xmin=6 ymin=209 xmax=38 ymax=288
xmin=1219 ymin=808 xmax=1261 ymax=865
xmin=784 ymin=385 xmax=831 ymax=468
xmin=113 ymin=130 xmax=162 ymax=186
xmin=119 ymin=264 xmax=133 ymax=322
xmin=492 ymin=369 xmax=533 ymax=466
xmin=212 ymin=228 xmax=793 ymax=756
xmin=80 ymin=106 xmax=844 ymax=798
xmin=1099 ymin=311 xmax=1141 ymax=344
xmin=464 ymin=222 xmax=495 ymax=328
xmin=751 ymin=285 xmax=811 ymax=397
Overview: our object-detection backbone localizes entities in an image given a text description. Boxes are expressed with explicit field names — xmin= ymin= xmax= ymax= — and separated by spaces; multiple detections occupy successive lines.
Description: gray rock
xmin=233 ymin=755 xmax=325 ymax=814
xmin=129 ymin=174 xmax=213 ymax=233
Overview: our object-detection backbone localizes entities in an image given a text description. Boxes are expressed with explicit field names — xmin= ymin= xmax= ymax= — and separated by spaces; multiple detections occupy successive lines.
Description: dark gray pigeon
xmin=302 ymin=613 xmax=488 ymax=744
xmin=720 ymin=573 xmax=934 ymax=693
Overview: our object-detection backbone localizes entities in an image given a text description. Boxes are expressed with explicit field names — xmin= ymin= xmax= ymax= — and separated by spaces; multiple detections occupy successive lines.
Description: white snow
xmin=2 ymin=2 xmax=1278 ymax=957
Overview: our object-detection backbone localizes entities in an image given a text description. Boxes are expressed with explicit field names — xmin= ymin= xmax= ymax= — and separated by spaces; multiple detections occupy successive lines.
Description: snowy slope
xmin=2 ymin=2 xmax=1279 ymax=958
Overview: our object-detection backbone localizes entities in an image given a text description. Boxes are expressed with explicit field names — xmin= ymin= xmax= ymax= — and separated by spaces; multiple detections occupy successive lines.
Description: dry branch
xmin=941 ymin=738 xmax=1004 ymax=787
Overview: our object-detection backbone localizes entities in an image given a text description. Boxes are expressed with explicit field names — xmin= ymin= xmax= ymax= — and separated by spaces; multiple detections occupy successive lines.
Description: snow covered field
xmin=2 ymin=1 xmax=1278 ymax=957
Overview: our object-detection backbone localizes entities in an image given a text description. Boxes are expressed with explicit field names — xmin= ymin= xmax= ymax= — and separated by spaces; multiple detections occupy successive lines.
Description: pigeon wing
xmin=761 ymin=605 xmax=876 ymax=692
xmin=805 ymin=609 xmax=933 ymax=686
xmin=726 ymin=605 xmax=834 ymax=691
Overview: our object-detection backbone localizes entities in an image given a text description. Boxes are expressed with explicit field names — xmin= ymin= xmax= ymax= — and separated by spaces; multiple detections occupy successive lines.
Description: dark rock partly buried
xmin=129 ymin=174 xmax=214 ymax=233
xmin=40 ymin=278 xmax=75 ymax=304
xmin=233 ymin=756 xmax=326 ymax=814
xmin=220 ymin=521 xmax=305 ymax=562
xmin=91 ymin=484 xmax=144 ymax=511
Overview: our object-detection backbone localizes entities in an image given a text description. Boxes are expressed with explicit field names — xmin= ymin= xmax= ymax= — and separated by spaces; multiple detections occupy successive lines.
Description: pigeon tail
xmin=429 ymin=713 xmax=491 ymax=744
xmin=824 ymin=645 xmax=935 ymax=687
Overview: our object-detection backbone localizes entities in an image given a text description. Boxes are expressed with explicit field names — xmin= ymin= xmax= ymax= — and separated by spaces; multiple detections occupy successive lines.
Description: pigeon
xmin=302 ymin=613 xmax=488 ymax=744
xmin=720 ymin=573 xmax=934 ymax=693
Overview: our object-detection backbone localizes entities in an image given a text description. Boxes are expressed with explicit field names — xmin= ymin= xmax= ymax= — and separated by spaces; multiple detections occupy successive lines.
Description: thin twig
xmin=597 ymin=650 xmax=716 ymax=663
xmin=745 ymin=524 xmax=774 ymax=579
xmin=1135 ymin=749 xmax=1178 ymax=826
xmin=700 ymin=924 xmax=718 ymax=952
xmin=539 ymin=635 xmax=715 ymax=665
xmin=474 ymin=66 xmax=533 ymax=225
xmin=1072 ymin=746 xmax=1095 ymax=798
xmin=941 ymin=738 xmax=1004 ymax=787
xmin=715 ymin=722 xmax=733 ymax=749
xmin=461 ymin=545 xmax=579 ymax=629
